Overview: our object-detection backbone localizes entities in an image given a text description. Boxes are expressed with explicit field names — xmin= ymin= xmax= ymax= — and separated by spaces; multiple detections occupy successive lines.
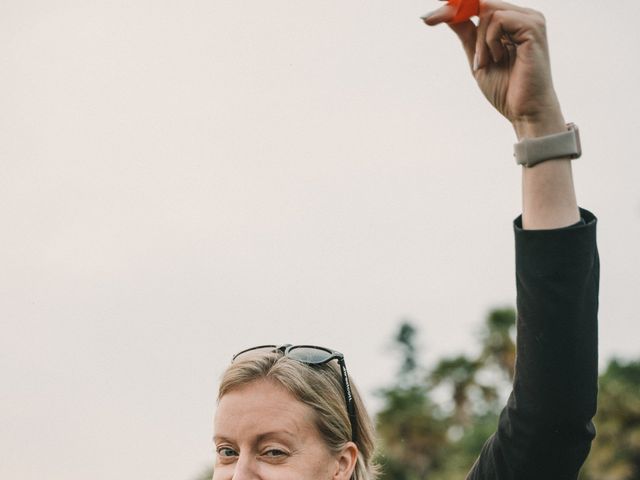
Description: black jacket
xmin=467 ymin=209 xmax=599 ymax=479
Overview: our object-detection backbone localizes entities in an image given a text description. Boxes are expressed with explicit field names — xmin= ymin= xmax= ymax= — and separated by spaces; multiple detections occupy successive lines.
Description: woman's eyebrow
xmin=255 ymin=430 xmax=297 ymax=442
xmin=212 ymin=430 xmax=297 ymax=444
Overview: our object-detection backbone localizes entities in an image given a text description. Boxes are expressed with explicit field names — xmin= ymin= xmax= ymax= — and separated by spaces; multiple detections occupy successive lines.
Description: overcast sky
xmin=2 ymin=1 xmax=639 ymax=479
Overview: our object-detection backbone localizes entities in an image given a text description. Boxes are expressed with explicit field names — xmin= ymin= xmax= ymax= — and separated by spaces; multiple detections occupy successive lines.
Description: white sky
xmin=2 ymin=1 xmax=639 ymax=479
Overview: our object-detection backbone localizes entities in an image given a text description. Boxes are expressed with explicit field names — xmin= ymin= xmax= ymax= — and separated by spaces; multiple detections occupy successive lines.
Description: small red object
xmin=447 ymin=0 xmax=480 ymax=23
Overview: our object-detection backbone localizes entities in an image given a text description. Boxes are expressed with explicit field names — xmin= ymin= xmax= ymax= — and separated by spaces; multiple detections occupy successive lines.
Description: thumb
xmin=422 ymin=4 xmax=457 ymax=25
xmin=448 ymin=20 xmax=478 ymax=70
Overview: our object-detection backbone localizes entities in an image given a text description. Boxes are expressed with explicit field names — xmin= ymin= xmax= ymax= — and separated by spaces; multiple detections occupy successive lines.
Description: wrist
xmin=513 ymin=110 xmax=566 ymax=140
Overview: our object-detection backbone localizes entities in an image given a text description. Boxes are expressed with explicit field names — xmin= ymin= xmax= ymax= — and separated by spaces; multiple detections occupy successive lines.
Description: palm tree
xmin=377 ymin=385 xmax=449 ymax=480
xmin=479 ymin=307 xmax=516 ymax=380
xmin=376 ymin=320 xmax=449 ymax=479
xmin=429 ymin=356 xmax=485 ymax=428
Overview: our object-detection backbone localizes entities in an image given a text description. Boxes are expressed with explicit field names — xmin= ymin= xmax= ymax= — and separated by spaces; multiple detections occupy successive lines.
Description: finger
xmin=448 ymin=21 xmax=478 ymax=68
xmin=503 ymin=40 xmax=517 ymax=66
xmin=474 ymin=11 xmax=492 ymax=70
xmin=421 ymin=4 xmax=457 ymax=26
xmin=485 ymin=9 xmax=541 ymax=47
xmin=484 ymin=11 xmax=509 ymax=63
xmin=480 ymin=0 xmax=531 ymax=15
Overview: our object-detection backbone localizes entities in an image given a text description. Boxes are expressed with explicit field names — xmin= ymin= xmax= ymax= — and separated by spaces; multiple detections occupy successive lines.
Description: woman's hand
xmin=423 ymin=1 xmax=564 ymax=139
xmin=423 ymin=0 xmax=580 ymax=230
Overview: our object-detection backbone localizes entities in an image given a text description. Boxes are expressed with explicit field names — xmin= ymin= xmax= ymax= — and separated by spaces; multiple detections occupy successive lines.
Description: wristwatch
xmin=514 ymin=123 xmax=582 ymax=168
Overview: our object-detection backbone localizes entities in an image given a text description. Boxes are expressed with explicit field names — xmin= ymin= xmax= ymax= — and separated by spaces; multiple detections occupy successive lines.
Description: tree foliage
xmin=580 ymin=359 xmax=640 ymax=480
xmin=376 ymin=311 xmax=640 ymax=480
xmin=376 ymin=309 xmax=516 ymax=480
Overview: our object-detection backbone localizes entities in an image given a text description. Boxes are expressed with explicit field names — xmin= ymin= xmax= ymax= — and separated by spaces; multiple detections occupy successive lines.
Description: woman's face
xmin=213 ymin=379 xmax=356 ymax=480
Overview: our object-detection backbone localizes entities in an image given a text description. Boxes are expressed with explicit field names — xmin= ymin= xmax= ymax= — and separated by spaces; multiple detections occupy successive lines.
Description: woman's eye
xmin=216 ymin=447 xmax=238 ymax=458
xmin=263 ymin=448 xmax=288 ymax=458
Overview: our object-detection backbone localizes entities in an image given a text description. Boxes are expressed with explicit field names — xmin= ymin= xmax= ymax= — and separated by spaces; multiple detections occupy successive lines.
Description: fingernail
xmin=420 ymin=11 xmax=434 ymax=22
xmin=473 ymin=52 xmax=479 ymax=71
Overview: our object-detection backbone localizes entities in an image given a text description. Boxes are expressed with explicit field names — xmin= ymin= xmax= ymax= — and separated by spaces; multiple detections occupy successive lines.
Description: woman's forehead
xmin=214 ymin=380 xmax=318 ymax=441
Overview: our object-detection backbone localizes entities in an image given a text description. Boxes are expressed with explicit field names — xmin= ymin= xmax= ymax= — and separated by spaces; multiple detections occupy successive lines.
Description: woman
xmin=211 ymin=1 xmax=599 ymax=479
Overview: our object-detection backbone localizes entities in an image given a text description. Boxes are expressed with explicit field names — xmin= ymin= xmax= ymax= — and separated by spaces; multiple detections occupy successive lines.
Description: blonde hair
xmin=218 ymin=350 xmax=379 ymax=480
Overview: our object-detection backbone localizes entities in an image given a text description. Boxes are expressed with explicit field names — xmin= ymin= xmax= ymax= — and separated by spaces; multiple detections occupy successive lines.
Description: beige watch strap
xmin=514 ymin=123 xmax=582 ymax=168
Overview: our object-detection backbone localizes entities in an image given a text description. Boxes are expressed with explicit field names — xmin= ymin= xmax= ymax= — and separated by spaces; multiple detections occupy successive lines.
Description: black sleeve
xmin=466 ymin=208 xmax=599 ymax=480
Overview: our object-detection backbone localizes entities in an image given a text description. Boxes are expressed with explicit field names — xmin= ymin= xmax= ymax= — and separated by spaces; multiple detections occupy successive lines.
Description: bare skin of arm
xmin=423 ymin=0 xmax=580 ymax=230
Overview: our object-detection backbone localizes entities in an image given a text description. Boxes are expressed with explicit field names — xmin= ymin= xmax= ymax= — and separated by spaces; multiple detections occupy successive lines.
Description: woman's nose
xmin=231 ymin=454 xmax=259 ymax=480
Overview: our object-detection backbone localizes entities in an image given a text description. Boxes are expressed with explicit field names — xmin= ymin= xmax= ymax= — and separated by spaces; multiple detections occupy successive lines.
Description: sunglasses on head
xmin=232 ymin=344 xmax=358 ymax=443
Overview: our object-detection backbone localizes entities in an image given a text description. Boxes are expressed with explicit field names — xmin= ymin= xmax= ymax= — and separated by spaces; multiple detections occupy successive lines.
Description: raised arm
xmin=423 ymin=2 xmax=599 ymax=478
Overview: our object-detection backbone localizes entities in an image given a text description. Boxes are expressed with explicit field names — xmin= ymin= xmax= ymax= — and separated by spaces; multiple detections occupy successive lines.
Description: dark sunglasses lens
xmin=288 ymin=346 xmax=334 ymax=364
